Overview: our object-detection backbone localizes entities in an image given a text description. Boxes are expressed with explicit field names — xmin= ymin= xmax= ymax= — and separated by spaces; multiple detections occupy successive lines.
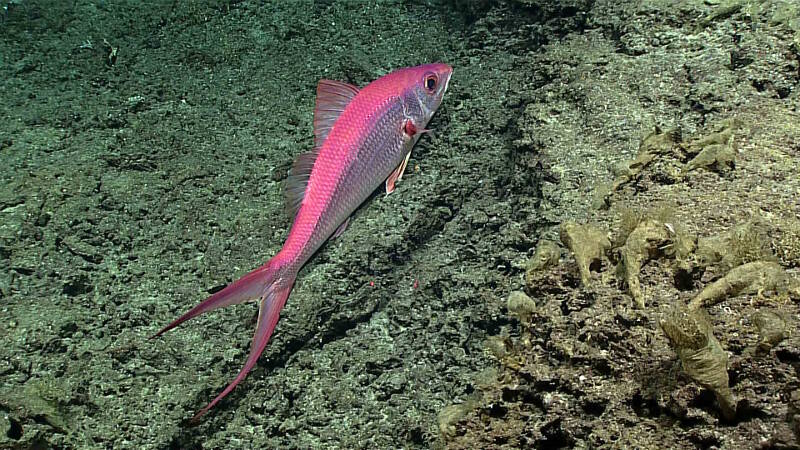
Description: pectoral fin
xmin=385 ymin=152 xmax=412 ymax=195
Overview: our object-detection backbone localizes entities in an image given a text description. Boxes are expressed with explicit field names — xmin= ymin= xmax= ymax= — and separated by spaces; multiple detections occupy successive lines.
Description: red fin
xmin=385 ymin=152 xmax=412 ymax=195
xmin=190 ymin=278 xmax=295 ymax=422
xmin=313 ymin=79 xmax=359 ymax=150
xmin=285 ymin=79 xmax=360 ymax=219
xmin=153 ymin=257 xmax=296 ymax=420
xmin=285 ymin=151 xmax=317 ymax=219
xmin=151 ymin=263 xmax=275 ymax=338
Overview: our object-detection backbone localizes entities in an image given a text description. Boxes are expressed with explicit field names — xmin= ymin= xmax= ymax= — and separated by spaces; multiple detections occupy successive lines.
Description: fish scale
xmin=153 ymin=63 xmax=452 ymax=420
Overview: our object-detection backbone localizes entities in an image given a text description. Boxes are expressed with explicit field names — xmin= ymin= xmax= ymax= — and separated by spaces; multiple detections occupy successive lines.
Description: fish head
xmin=401 ymin=63 xmax=453 ymax=125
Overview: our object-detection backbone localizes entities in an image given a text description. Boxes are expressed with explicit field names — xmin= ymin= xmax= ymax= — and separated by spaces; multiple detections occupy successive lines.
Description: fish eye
xmin=424 ymin=73 xmax=438 ymax=91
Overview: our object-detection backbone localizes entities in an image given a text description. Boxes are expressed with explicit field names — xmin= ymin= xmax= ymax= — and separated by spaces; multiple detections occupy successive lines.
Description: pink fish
xmin=154 ymin=63 xmax=453 ymax=420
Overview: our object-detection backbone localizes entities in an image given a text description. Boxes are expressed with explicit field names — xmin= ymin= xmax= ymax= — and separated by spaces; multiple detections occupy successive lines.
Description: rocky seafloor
xmin=1 ymin=0 xmax=798 ymax=449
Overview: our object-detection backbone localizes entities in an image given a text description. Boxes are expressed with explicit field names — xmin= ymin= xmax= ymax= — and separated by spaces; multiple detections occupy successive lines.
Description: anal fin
xmin=331 ymin=217 xmax=350 ymax=239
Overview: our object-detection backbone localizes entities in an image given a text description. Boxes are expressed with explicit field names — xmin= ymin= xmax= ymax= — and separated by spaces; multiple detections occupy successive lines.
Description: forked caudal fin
xmin=152 ymin=259 xmax=295 ymax=421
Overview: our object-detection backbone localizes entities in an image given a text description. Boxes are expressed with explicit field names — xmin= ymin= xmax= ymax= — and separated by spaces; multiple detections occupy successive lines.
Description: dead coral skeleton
xmin=660 ymin=234 xmax=798 ymax=420
xmin=682 ymin=118 xmax=738 ymax=174
xmin=752 ymin=309 xmax=789 ymax=354
xmin=597 ymin=128 xmax=681 ymax=209
xmin=688 ymin=260 xmax=797 ymax=311
xmin=694 ymin=220 xmax=775 ymax=272
xmin=660 ymin=306 xmax=737 ymax=422
xmin=506 ymin=290 xmax=537 ymax=325
xmin=617 ymin=218 xmax=675 ymax=308
xmin=526 ymin=240 xmax=560 ymax=274
xmin=559 ymin=222 xmax=610 ymax=286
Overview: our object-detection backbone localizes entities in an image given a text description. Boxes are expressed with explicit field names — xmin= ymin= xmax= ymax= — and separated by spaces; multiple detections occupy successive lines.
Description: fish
xmin=153 ymin=63 xmax=453 ymax=420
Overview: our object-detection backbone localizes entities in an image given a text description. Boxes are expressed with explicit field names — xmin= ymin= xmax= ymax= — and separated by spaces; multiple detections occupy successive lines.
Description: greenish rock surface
xmin=1 ymin=0 xmax=798 ymax=449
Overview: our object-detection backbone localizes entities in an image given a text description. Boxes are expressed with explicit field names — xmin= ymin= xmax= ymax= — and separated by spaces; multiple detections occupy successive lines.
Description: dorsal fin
xmin=284 ymin=79 xmax=360 ymax=218
xmin=313 ymin=79 xmax=359 ymax=150
xmin=284 ymin=151 xmax=317 ymax=218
